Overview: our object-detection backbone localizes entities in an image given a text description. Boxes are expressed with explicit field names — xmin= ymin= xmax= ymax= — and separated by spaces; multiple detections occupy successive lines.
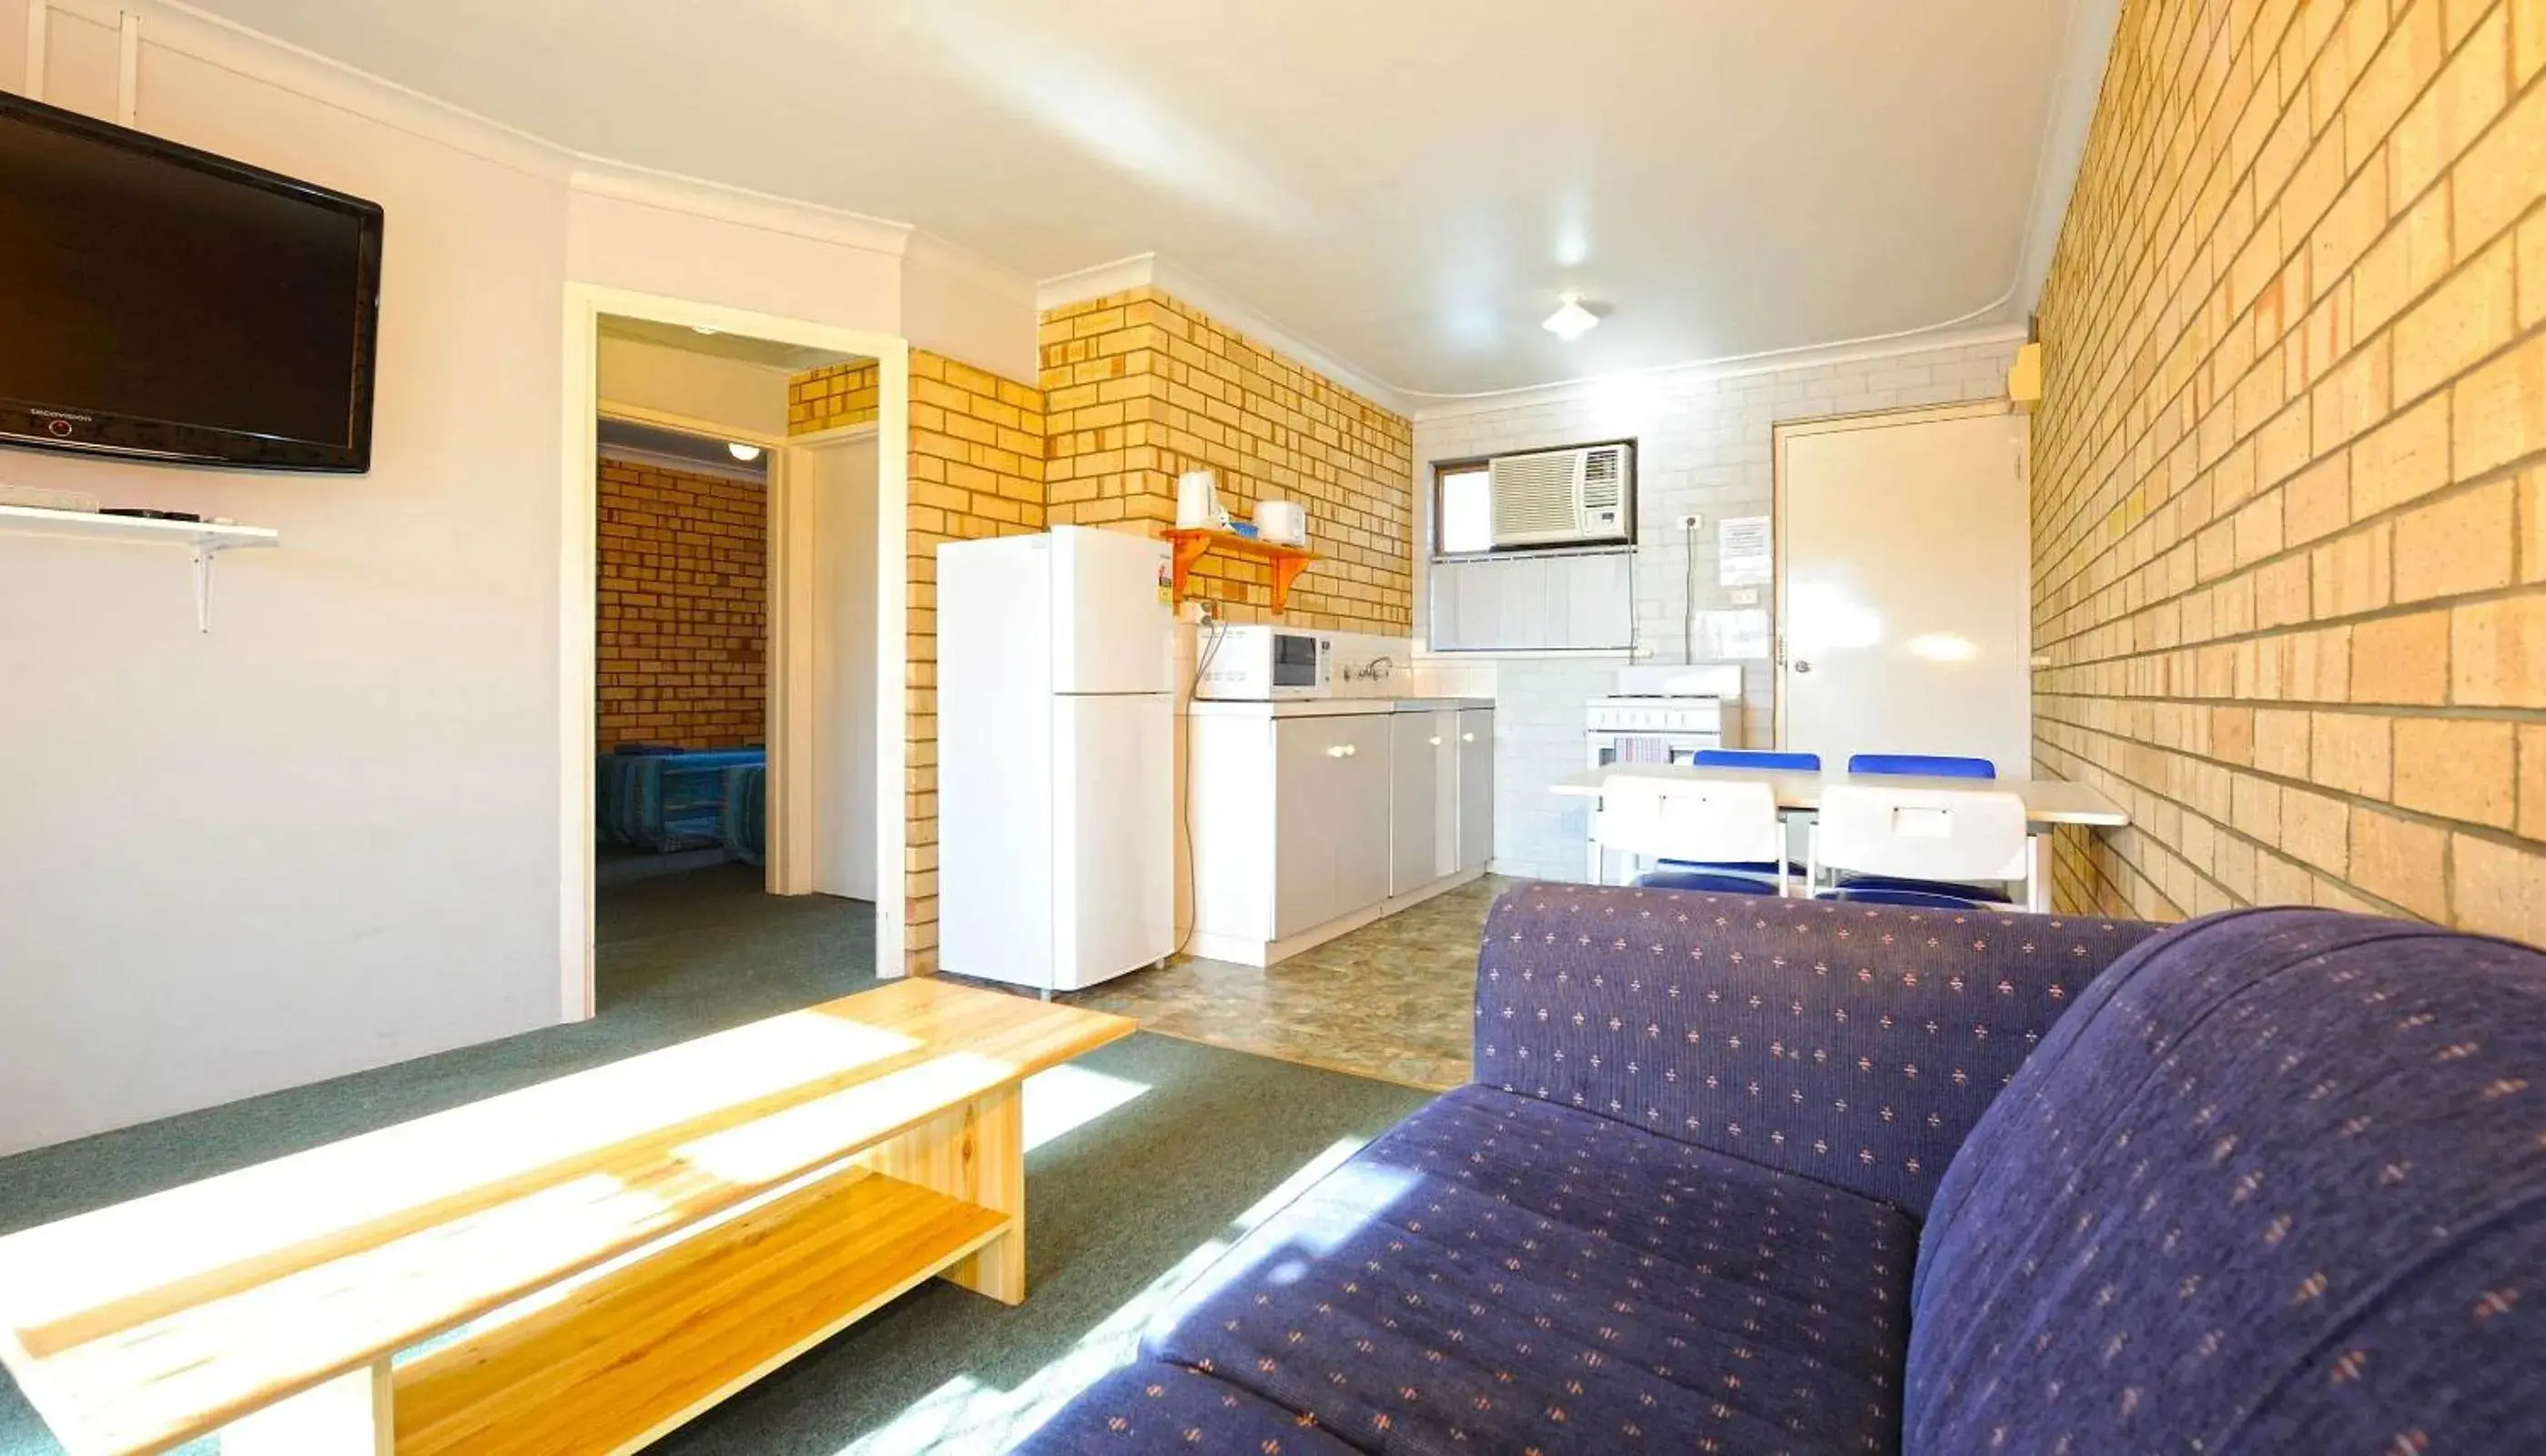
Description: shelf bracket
xmin=1167 ymin=532 xmax=1212 ymax=603
xmin=1269 ymin=553 xmax=1310 ymax=615
xmin=191 ymin=546 xmax=218 ymax=634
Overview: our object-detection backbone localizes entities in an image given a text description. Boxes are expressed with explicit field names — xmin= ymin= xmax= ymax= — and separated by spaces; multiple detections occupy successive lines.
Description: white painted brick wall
xmin=1411 ymin=333 xmax=2024 ymax=882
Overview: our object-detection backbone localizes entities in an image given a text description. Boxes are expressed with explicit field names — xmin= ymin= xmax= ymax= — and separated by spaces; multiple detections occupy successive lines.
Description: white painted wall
xmin=0 ymin=3 xmax=941 ymax=1154
xmin=1409 ymin=332 xmax=2024 ymax=883
xmin=595 ymin=336 xmax=794 ymax=439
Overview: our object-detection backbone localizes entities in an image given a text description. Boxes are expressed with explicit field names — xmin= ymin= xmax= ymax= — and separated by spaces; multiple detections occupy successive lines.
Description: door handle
xmin=1792 ymin=661 xmax=1813 ymax=674
xmin=1327 ymin=745 xmax=1348 ymax=758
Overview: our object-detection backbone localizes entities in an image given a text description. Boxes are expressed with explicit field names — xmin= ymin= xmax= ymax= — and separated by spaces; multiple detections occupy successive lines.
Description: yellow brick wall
xmin=2032 ymin=0 xmax=2545 ymax=944
xmin=594 ymin=458 xmax=766 ymax=753
xmin=790 ymin=359 xmax=879 ymax=432
xmin=786 ymin=350 xmax=1044 ymax=973
xmin=1040 ymin=288 xmax=1415 ymax=633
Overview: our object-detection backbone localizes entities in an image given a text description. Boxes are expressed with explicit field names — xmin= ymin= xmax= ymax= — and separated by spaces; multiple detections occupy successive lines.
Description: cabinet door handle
xmin=1462 ymin=733 xmax=1476 ymax=742
xmin=1343 ymin=743 xmax=1357 ymax=756
xmin=1428 ymin=736 xmax=1442 ymax=746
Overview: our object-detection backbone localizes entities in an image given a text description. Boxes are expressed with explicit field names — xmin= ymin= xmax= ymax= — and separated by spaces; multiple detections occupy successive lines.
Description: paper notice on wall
xmin=1718 ymin=515 xmax=1773 ymax=586
xmin=1695 ymin=609 xmax=1771 ymax=660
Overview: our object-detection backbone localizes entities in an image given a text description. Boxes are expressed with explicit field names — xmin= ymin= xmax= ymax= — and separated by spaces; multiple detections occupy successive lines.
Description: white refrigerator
xmin=938 ymin=527 xmax=1176 ymax=992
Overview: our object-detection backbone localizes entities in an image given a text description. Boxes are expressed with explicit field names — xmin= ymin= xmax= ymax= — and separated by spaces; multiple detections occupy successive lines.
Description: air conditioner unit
xmin=1488 ymin=443 xmax=1633 ymax=548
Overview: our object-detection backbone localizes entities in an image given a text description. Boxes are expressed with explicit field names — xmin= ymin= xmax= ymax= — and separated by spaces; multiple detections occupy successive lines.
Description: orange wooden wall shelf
xmin=1161 ymin=528 xmax=1316 ymax=615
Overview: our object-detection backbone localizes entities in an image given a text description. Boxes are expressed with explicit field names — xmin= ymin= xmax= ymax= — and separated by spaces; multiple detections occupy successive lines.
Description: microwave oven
xmin=1195 ymin=624 xmax=1333 ymax=699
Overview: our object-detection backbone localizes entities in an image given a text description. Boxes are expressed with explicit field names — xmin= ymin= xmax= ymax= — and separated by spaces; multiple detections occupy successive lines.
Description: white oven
xmin=1584 ymin=664 xmax=1745 ymax=768
xmin=1195 ymin=624 xmax=1334 ymax=700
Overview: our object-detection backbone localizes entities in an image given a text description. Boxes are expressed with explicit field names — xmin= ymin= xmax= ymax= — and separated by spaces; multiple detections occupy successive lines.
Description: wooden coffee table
xmin=0 ymin=979 xmax=1134 ymax=1455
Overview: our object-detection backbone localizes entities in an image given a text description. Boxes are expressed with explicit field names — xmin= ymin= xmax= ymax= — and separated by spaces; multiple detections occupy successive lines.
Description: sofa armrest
xmin=1471 ymin=884 xmax=2160 ymax=1218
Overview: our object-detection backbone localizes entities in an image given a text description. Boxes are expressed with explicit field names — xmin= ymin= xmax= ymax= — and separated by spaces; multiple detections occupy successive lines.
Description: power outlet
xmin=1676 ymin=513 xmax=1703 ymax=531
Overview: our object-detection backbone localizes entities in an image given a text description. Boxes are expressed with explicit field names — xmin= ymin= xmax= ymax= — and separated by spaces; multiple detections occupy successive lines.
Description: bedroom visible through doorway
xmin=588 ymin=315 xmax=885 ymax=1013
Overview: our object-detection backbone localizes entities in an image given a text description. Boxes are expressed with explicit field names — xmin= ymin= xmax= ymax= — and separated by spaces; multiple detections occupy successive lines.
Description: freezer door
xmin=1050 ymin=693 xmax=1175 ymax=989
xmin=1050 ymin=526 xmax=1175 ymax=696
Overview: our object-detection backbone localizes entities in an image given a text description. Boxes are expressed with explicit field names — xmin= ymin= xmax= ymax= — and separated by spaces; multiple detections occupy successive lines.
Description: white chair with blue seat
xmin=1807 ymin=783 xmax=2031 ymax=909
xmin=1594 ymin=776 xmax=1790 ymax=896
xmin=1838 ymin=753 xmax=2013 ymax=904
xmin=1645 ymin=749 xmax=1820 ymax=889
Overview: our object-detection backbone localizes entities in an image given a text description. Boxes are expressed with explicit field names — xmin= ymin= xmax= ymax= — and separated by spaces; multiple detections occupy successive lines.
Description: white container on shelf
xmin=1254 ymin=500 xmax=1307 ymax=546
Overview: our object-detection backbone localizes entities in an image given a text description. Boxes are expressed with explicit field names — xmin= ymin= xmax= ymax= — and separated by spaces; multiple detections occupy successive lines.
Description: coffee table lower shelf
xmin=392 ymin=1168 xmax=1008 ymax=1456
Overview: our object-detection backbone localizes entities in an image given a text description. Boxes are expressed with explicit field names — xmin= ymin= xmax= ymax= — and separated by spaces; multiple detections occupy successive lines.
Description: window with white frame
xmin=1426 ymin=448 xmax=1636 ymax=652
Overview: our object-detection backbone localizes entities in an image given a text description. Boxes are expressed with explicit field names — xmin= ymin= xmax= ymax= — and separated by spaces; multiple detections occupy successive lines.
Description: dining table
xmin=1549 ymin=763 xmax=2130 ymax=913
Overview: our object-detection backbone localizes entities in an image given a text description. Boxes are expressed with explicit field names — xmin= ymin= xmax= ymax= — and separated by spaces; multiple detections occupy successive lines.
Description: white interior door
xmin=806 ymin=431 xmax=879 ymax=901
xmin=1779 ymin=408 xmax=2031 ymax=774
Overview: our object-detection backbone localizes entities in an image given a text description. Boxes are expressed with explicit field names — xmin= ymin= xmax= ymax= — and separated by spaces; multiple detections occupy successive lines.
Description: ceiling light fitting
xmin=727 ymin=442 xmax=763 ymax=462
xmin=1542 ymin=293 xmax=1600 ymax=342
xmin=692 ymin=326 xmax=722 ymax=337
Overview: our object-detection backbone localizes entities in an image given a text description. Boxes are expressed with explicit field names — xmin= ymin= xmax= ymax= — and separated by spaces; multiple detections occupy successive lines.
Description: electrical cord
xmin=1683 ymin=518 xmax=1699 ymax=663
xmin=1172 ymin=610 xmax=1230 ymax=961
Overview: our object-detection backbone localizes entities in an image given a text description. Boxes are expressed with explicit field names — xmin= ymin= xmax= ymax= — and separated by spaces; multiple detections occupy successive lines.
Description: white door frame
xmin=563 ymin=284 xmax=909 ymax=1022
xmin=1769 ymin=398 xmax=2017 ymax=752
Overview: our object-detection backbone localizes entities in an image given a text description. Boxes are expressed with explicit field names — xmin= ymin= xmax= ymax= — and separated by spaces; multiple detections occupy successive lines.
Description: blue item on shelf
xmin=1848 ymin=753 xmax=1996 ymax=779
xmin=596 ymin=746 xmax=766 ymax=852
xmin=721 ymin=763 xmax=766 ymax=866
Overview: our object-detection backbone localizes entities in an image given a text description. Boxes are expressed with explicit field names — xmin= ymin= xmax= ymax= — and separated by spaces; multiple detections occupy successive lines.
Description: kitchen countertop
xmin=1183 ymin=696 xmax=1495 ymax=718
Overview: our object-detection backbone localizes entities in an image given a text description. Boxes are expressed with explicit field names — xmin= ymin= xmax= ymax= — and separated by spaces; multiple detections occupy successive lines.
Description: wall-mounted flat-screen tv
xmin=0 ymin=92 xmax=384 ymax=473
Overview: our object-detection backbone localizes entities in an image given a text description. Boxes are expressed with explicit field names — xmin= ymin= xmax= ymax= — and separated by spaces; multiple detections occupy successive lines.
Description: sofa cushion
xmin=1010 ymin=1360 xmax=1361 ymax=1455
xmin=1904 ymin=908 xmax=2546 ymax=1454
xmin=1142 ymin=1085 xmax=1915 ymax=1453
xmin=1473 ymin=885 xmax=2159 ymax=1216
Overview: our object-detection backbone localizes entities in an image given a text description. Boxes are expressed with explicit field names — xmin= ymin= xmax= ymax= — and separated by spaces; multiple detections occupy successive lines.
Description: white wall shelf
xmin=0 ymin=505 xmax=280 ymax=632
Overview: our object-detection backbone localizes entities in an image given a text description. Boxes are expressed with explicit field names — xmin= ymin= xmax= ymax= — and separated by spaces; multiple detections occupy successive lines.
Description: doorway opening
xmin=563 ymin=289 xmax=908 ymax=1022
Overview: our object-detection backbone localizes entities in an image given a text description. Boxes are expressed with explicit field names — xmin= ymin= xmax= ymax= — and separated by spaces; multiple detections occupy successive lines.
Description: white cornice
xmin=906 ymin=229 xmax=1036 ymax=299
xmin=1038 ymin=252 xmax=1413 ymax=419
xmin=143 ymin=1 xmax=910 ymax=256
xmin=2011 ymin=0 xmax=2125 ymax=316
xmin=138 ymin=0 xmax=570 ymax=179
xmin=566 ymin=164 xmax=910 ymax=256
xmin=1406 ymin=322 xmax=2031 ymax=425
xmin=1036 ymin=253 xmax=1165 ymax=312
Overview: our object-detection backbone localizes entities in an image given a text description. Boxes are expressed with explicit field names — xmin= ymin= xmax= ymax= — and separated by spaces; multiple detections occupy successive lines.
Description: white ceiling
xmin=187 ymin=0 xmax=2098 ymax=398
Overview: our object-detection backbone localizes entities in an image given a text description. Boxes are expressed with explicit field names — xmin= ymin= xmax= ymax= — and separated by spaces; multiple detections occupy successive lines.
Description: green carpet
xmin=0 ymin=864 xmax=1437 ymax=1455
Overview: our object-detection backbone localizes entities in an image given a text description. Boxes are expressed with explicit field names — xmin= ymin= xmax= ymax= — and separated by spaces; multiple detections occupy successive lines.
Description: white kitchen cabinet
xmin=1334 ymin=714 xmax=1394 ymax=914
xmin=1189 ymin=699 xmax=1496 ymax=966
xmin=1457 ymin=709 xmax=1495 ymax=871
xmin=1271 ymin=713 xmax=1391 ymax=939
xmin=1388 ymin=712 xmax=1442 ymax=895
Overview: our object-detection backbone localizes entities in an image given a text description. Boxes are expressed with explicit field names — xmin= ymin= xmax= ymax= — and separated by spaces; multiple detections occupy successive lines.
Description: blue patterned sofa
xmin=1016 ymin=884 xmax=2546 ymax=1454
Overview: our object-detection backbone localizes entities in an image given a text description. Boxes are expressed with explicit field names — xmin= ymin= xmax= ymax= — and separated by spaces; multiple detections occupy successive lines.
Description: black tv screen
xmin=0 ymin=93 xmax=383 ymax=472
